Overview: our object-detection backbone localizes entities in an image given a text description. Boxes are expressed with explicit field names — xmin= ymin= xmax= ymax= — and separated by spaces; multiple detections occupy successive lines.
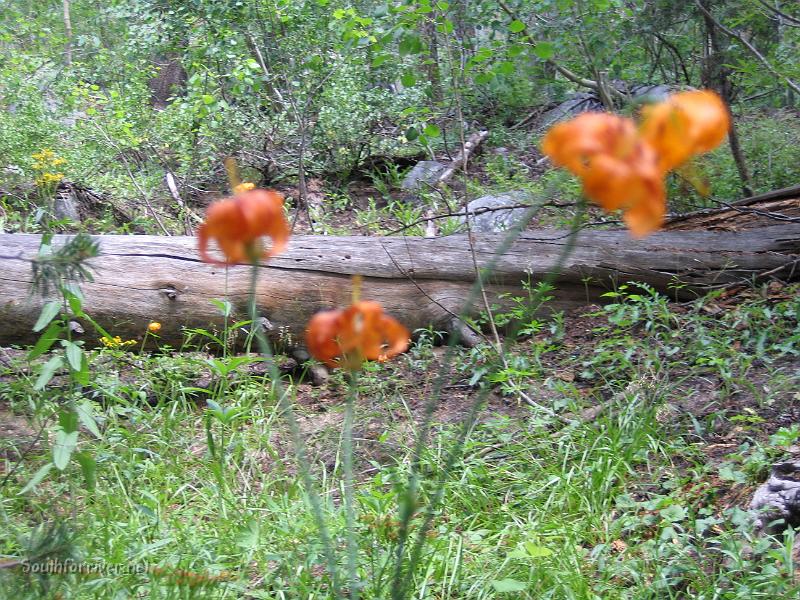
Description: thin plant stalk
xmin=390 ymin=200 xmax=586 ymax=598
xmin=246 ymin=259 xmax=343 ymax=597
xmin=343 ymin=372 xmax=359 ymax=600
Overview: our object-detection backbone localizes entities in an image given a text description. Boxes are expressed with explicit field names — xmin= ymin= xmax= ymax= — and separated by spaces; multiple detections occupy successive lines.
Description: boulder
xmin=459 ymin=191 xmax=530 ymax=233
xmin=750 ymin=461 xmax=800 ymax=534
xmin=401 ymin=160 xmax=447 ymax=198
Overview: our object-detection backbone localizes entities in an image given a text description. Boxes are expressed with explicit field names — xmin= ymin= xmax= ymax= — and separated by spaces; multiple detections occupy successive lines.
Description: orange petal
xmin=621 ymin=190 xmax=666 ymax=238
xmin=306 ymin=310 xmax=345 ymax=368
xmin=639 ymin=90 xmax=730 ymax=171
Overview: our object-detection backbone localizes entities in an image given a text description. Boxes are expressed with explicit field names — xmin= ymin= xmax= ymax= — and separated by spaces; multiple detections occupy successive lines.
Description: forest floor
xmin=1 ymin=267 xmax=798 ymax=597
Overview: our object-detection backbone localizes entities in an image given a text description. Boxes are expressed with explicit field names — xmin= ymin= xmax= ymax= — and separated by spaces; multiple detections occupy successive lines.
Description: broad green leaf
xmin=74 ymin=452 xmax=96 ymax=491
xmin=53 ymin=430 xmax=79 ymax=470
xmin=73 ymin=352 xmax=90 ymax=386
xmin=76 ymin=400 xmax=102 ymax=438
xmin=508 ymin=20 xmax=526 ymax=33
xmin=437 ymin=20 xmax=454 ymax=34
xmin=372 ymin=54 xmax=390 ymax=68
xmin=424 ymin=124 xmax=441 ymax=137
xmin=401 ymin=72 xmax=416 ymax=87
xmin=202 ymin=94 xmax=215 ymax=105
xmin=533 ymin=42 xmax=555 ymax=60
xmin=19 ymin=463 xmax=53 ymax=494
xmin=33 ymin=301 xmax=62 ymax=333
xmin=496 ymin=61 xmax=516 ymax=75
xmin=399 ymin=34 xmax=423 ymax=56
xmin=64 ymin=341 xmax=83 ymax=372
xmin=28 ymin=321 xmax=64 ymax=360
xmin=492 ymin=579 xmax=527 ymax=593
xmin=507 ymin=44 xmax=525 ymax=58
xmin=34 ymin=355 xmax=63 ymax=390
xmin=59 ymin=407 xmax=79 ymax=433
xmin=524 ymin=542 xmax=554 ymax=558
xmin=405 ymin=126 xmax=419 ymax=141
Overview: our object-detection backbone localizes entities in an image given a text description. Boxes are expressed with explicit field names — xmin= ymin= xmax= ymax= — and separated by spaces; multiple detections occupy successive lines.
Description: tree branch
xmin=695 ymin=0 xmax=800 ymax=95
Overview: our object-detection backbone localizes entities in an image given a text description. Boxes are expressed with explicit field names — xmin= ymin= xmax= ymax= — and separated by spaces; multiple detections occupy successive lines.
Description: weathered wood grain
xmin=1 ymin=226 xmax=798 ymax=347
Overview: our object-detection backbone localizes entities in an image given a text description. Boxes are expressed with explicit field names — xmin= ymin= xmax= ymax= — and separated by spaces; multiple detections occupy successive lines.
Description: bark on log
xmin=0 ymin=226 xmax=798 ymax=347
xmin=663 ymin=184 xmax=800 ymax=231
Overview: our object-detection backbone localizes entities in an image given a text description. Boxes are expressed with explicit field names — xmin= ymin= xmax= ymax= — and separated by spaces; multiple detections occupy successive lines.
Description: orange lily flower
xmin=639 ymin=90 xmax=730 ymax=172
xmin=541 ymin=90 xmax=730 ymax=237
xmin=541 ymin=112 xmax=666 ymax=237
xmin=198 ymin=189 xmax=290 ymax=265
xmin=305 ymin=300 xmax=411 ymax=371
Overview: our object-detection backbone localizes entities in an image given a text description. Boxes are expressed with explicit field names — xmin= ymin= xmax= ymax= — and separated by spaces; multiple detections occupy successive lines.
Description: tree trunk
xmin=1 ymin=226 xmax=798 ymax=347
xmin=62 ymin=0 xmax=73 ymax=66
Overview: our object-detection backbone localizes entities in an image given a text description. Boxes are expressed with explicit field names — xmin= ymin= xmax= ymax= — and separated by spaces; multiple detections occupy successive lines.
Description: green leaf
xmin=401 ymin=72 xmax=416 ymax=87
xmin=75 ymin=452 xmax=96 ymax=491
xmin=76 ymin=400 xmax=102 ymax=438
xmin=507 ymin=44 xmax=525 ymax=58
xmin=496 ymin=61 xmax=516 ymax=75
xmin=399 ymin=34 xmax=423 ymax=56
xmin=524 ymin=542 xmax=554 ymax=558
xmin=53 ymin=430 xmax=79 ymax=470
xmin=19 ymin=463 xmax=53 ymax=494
xmin=64 ymin=341 xmax=83 ymax=372
xmin=533 ymin=42 xmax=554 ymax=60
xmin=33 ymin=301 xmax=62 ymax=332
xmin=492 ymin=579 xmax=527 ymax=593
xmin=423 ymin=124 xmax=441 ymax=137
xmin=405 ymin=126 xmax=419 ymax=141
xmin=34 ymin=355 xmax=63 ymax=390
xmin=28 ymin=321 xmax=64 ymax=360
xmin=372 ymin=54 xmax=390 ymax=68
xmin=210 ymin=298 xmax=232 ymax=317
xmin=201 ymin=94 xmax=215 ymax=105
xmin=508 ymin=20 xmax=526 ymax=33
xmin=475 ymin=72 xmax=494 ymax=84
xmin=437 ymin=0 xmax=449 ymax=9
xmin=660 ymin=504 xmax=688 ymax=522
xmin=437 ymin=19 xmax=454 ymax=34
xmin=59 ymin=408 xmax=79 ymax=433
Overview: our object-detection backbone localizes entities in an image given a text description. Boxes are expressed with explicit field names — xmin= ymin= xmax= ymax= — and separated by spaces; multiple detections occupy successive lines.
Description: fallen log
xmin=0 ymin=225 xmax=798 ymax=347
xmin=663 ymin=184 xmax=800 ymax=231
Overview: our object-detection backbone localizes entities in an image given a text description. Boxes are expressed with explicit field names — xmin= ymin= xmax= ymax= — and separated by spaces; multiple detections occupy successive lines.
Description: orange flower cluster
xmin=197 ymin=181 xmax=410 ymax=370
xmin=305 ymin=300 xmax=410 ymax=371
xmin=198 ymin=188 xmax=290 ymax=265
xmin=541 ymin=90 xmax=730 ymax=237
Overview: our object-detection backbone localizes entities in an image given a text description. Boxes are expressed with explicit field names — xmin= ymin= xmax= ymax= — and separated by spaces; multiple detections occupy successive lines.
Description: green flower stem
xmin=247 ymin=261 xmax=342 ymax=598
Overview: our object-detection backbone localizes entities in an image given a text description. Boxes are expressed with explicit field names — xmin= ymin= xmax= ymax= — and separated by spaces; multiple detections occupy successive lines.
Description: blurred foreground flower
xmin=541 ymin=90 xmax=730 ymax=237
xmin=147 ymin=321 xmax=162 ymax=333
xmin=198 ymin=189 xmax=290 ymax=265
xmin=305 ymin=300 xmax=410 ymax=371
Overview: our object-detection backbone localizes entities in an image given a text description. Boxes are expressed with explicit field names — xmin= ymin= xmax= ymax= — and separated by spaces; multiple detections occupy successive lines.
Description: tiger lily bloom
xmin=198 ymin=188 xmax=290 ymax=265
xmin=541 ymin=112 xmax=666 ymax=237
xmin=305 ymin=300 xmax=410 ymax=371
xmin=541 ymin=90 xmax=729 ymax=237
xmin=639 ymin=90 xmax=730 ymax=172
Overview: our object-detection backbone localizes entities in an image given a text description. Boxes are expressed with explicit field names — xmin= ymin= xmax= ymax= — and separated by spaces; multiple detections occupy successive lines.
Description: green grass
xmin=1 ymin=284 xmax=799 ymax=598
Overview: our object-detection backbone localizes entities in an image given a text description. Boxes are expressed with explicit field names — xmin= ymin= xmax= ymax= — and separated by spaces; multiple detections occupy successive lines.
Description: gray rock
xmin=401 ymin=160 xmax=447 ymax=193
xmin=459 ymin=191 xmax=530 ymax=233
xmin=629 ymin=84 xmax=674 ymax=103
xmin=53 ymin=186 xmax=81 ymax=222
xmin=750 ymin=461 xmax=800 ymax=534
xmin=537 ymin=93 xmax=604 ymax=130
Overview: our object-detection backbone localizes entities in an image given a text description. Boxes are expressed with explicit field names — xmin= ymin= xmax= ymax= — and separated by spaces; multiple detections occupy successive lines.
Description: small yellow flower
xmin=100 ymin=335 xmax=136 ymax=348
xmin=147 ymin=321 xmax=162 ymax=333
